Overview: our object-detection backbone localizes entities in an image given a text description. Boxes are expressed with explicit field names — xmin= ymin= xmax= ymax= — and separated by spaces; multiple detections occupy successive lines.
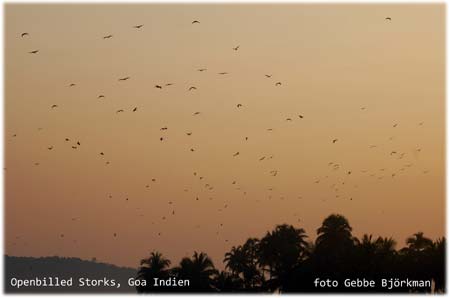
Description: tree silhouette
xmin=136 ymin=214 xmax=445 ymax=293
xmin=172 ymin=251 xmax=218 ymax=292
xmin=224 ymin=238 xmax=262 ymax=290
xmin=136 ymin=251 xmax=171 ymax=293
xmin=258 ymin=224 xmax=309 ymax=291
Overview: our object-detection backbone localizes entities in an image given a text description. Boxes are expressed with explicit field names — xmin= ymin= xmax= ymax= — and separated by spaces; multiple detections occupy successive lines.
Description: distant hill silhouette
xmin=4 ymin=255 xmax=136 ymax=293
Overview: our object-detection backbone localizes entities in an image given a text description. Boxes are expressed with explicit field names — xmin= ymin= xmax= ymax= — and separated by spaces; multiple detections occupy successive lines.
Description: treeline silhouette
xmin=136 ymin=214 xmax=445 ymax=293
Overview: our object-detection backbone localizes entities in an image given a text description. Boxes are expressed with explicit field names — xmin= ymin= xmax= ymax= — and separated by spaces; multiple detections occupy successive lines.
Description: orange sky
xmin=4 ymin=3 xmax=445 ymax=269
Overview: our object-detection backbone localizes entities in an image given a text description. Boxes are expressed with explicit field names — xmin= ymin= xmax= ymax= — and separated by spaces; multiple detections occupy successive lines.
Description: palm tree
xmin=258 ymin=224 xmax=308 ymax=292
xmin=406 ymin=232 xmax=433 ymax=252
xmin=136 ymin=251 xmax=171 ymax=293
xmin=313 ymin=214 xmax=357 ymax=289
xmin=224 ymin=238 xmax=263 ymax=290
xmin=173 ymin=251 xmax=218 ymax=292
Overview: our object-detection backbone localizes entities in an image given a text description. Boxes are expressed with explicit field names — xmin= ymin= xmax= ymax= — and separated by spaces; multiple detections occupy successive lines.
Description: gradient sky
xmin=5 ymin=3 xmax=445 ymax=269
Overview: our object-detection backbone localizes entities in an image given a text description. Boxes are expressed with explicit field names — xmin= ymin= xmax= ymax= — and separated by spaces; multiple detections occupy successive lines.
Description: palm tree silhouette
xmin=224 ymin=238 xmax=262 ymax=290
xmin=135 ymin=214 xmax=445 ymax=293
xmin=406 ymin=232 xmax=433 ymax=252
xmin=136 ymin=251 xmax=171 ymax=293
xmin=258 ymin=224 xmax=308 ymax=292
xmin=173 ymin=251 xmax=218 ymax=292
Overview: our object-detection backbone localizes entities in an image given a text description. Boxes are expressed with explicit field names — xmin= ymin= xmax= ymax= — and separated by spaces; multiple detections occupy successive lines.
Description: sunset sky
xmin=4 ymin=3 xmax=445 ymax=269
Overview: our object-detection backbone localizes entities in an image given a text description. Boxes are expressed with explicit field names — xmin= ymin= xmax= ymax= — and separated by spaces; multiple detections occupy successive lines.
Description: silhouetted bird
xmin=100 ymin=152 xmax=104 ymax=155
xmin=155 ymin=85 xmax=162 ymax=89
xmin=48 ymin=146 xmax=53 ymax=150
xmin=98 ymin=95 xmax=105 ymax=99
xmin=69 ymin=83 xmax=76 ymax=87
xmin=21 ymin=32 xmax=29 ymax=38
xmin=103 ymin=35 xmax=113 ymax=39
xmin=386 ymin=17 xmax=392 ymax=21
xmin=218 ymin=72 xmax=228 ymax=75
xmin=77 ymin=141 xmax=80 ymax=146
xmin=237 ymin=104 xmax=242 ymax=108
xmin=233 ymin=45 xmax=240 ymax=51
xmin=332 ymin=139 xmax=338 ymax=143
xmin=265 ymin=74 xmax=272 ymax=78
xmin=193 ymin=112 xmax=200 ymax=115
xmin=275 ymin=82 xmax=282 ymax=86
xmin=133 ymin=107 xmax=137 ymax=112
xmin=298 ymin=115 xmax=304 ymax=119
xmin=198 ymin=68 xmax=207 ymax=72
xmin=233 ymin=152 xmax=240 ymax=157
xmin=160 ymin=137 xmax=164 ymax=141
xmin=118 ymin=76 xmax=130 ymax=81
xmin=51 ymin=105 xmax=58 ymax=108
xmin=116 ymin=109 xmax=124 ymax=113
xmin=165 ymin=83 xmax=174 ymax=86
xmin=29 ymin=50 xmax=39 ymax=54
xmin=189 ymin=86 xmax=197 ymax=91
xmin=286 ymin=118 xmax=292 ymax=121
xmin=192 ymin=20 xmax=200 ymax=24
xmin=133 ymin=24 xmax=144 ymax=29
xmin=186 ymin=132 xmax=192 ymax=136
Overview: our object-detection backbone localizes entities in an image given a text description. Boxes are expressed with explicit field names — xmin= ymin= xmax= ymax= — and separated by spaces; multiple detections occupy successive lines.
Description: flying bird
xmin=48 ymin=146 xmax=53 ymax=150
xmin=21 ymin=32 xmax=29 ymax=37
xmin=116 ymin=109 xmax=124 ymax=113
xmin=218 ymin=72 xmax=228 ymax=75
xmin=103 ymin=35 xmax=113 ymax=39
xmin=332 ymin=139 xmax=338 ymax=143
xmin=237 ymin=104 xmax=242 ymax=108
xmin=192 ymin=20 xmax=200 ymax=24
xmin=186 ymin=132 xmax=192 ymax=136
xmin=188 ymin=86 xmax=197 ymax=91
xmin=98 ymin=95 xmax=105 ymax=99
xmin=385 ymin=17 xmax=392 ymax=21
xmin=28 ymin=50 xmax=39 ymax=54
xmin=68 ymin=83 xmax=76 ymax=87
xmin=155 ymin=85 xmax=162 ymax=89
xmin=51 ymin=104 xmax=58 ymax=108
xmin=118 ymin=77 xmax=130 ymax=81
xmin=133 ymin=24 xmax=144 ymax=29
xmin=198 ymin=68 xmax=207 ymax=72
xmin=132 ymin=107 xmax=137 ymax=112
xmin=298 ymin=115 xmax=304 ymax=119
xmin=232 ymin=45 xmax=240 ymax=51
xmin=165 ymin=83 xmax=174 ymax=86
xmin=275 ymin=82 xmax=282 ymax=86
xmin=233 ymin=152 xmax=240 ymax=157
xmin=286 ymin=118 xmax=292 ymax=121
xmin=265 ymin=74 xmax=272 ymax=78
xmin=77 ymin=141 xmax=80 ymax=146
xmin=193 ymin=112 xmax=201 ymax=115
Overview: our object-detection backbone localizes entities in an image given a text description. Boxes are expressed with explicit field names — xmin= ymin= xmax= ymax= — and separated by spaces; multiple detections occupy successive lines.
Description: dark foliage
xmin=136 ymin=214 xmax=445 ymax=293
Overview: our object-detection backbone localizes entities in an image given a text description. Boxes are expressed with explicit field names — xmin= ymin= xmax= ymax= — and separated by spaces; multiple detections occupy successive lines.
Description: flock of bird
xmin=10 ymin=14 xmax=433 ymax=255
